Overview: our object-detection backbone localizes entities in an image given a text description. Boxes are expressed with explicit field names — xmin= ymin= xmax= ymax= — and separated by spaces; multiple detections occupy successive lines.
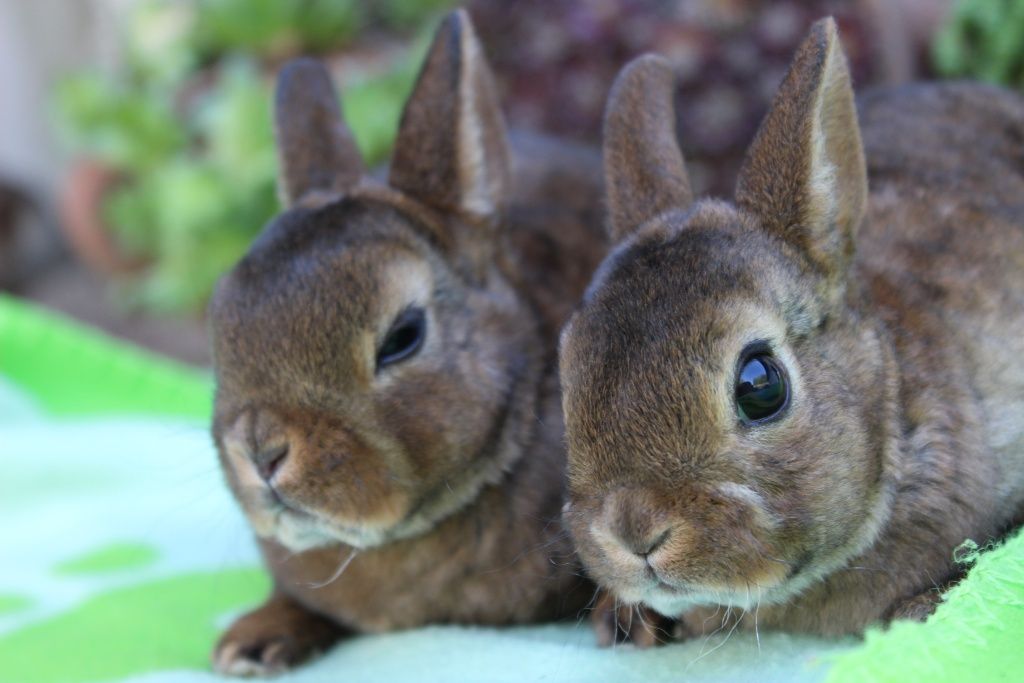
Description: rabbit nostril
xmin=253 ymin=444 xmax=289 ymax=482
xmin=629 ymin=528 xmax=670 ymax=558
xmin=641 ymin=528 xmax=670 ymax=557
xmin=613 ymin=524 xmax=671 ymax=559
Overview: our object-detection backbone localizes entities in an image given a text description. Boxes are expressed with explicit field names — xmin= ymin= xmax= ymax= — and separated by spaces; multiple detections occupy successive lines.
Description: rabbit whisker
xmin=306 ymin=547 xmax=359 ymax=589
xmin=689 ymin=607 xmax=745 ymax=669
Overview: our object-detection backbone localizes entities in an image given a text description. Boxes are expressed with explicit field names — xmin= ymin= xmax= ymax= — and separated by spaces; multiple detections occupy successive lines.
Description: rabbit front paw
xmin=590 ymin=590 xmax=682 ymax=648
xmin=885 ymin=589 xmax=945 ymax=624
xmin=212 ymin=594 xmax=343 ymax=677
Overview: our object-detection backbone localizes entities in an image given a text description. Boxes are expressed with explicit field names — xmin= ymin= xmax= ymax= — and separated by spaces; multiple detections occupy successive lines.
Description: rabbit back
xmin=858 ymin=82 xmax=1024 ymax=513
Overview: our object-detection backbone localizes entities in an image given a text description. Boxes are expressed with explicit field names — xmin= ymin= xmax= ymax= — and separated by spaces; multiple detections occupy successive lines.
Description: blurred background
xmin=1 ymin=0 xmax=1020 ymax=367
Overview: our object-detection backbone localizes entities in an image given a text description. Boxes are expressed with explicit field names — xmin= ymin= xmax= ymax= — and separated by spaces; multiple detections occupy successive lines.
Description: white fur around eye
xmin=368 ymin=257 xmax=436 ymax=384
xmin=380 ymin=258 xmax=434 ymax=326
xmin=769 ymin=343 xmax=802 ymax=412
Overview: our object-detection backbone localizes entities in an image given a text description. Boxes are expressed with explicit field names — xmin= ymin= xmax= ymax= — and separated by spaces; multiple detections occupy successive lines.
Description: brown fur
xmin=561 ymin=18 xmax=1024 ymax=639
xmin=209 ymin=10 xmax=606 ymax=675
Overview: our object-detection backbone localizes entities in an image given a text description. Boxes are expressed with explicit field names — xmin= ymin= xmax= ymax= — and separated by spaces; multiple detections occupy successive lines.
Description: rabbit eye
xmin=736 ymin=352 xmax=789 ymax=423
xmin=377 ymin=308 xmax=426 ymax=370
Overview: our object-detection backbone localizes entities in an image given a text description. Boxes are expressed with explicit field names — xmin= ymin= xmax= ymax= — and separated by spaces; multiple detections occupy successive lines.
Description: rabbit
xmin=207 ymin=9 xmax=607 ymax=676
xmin=559 ymin=16 xmax=1024 ymax=640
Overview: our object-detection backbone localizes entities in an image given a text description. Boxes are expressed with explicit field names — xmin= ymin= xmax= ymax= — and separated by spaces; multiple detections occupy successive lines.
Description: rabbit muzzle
xmin=569 ymin=483 xmax=795 ymax=613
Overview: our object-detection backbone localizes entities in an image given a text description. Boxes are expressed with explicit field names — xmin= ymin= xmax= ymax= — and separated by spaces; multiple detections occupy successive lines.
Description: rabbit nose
xmin=603 ymin=488 xmax=672 ymax=558
xmin=613 ymin=521 xmax=671 ymax=558
xmin=252 ymin=443 xmax=289 ymax=482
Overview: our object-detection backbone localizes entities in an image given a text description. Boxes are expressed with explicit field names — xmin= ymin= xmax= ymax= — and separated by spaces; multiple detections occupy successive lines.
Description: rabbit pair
xmin=562 ymin=18 xmax=1024 ymax=638
xmin=210 ymin=6 xmax=1024 ymax=675
xmin=208 ymin=9 xmax=606 ymax=676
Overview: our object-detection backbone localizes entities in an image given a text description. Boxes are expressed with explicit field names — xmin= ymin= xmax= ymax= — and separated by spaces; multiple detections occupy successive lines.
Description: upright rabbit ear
xmin=603 ymin=54 xmax=692 ymax=244
xmin=389 ymin=9 xmax=510 ymax=221
xmin=274 ymin=58 xmax=365 ymax=208
xmin=735 ymin=18 xmax=866 ymax=280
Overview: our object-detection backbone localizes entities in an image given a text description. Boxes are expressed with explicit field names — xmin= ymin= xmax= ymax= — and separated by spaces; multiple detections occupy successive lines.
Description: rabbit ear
xmin=274 ymin=58 xmax=365 ymax=208
xmin=603 ymin=54 xmax=692 ymax=244
xmin=389 ymin=9 xmax=510 ymax=221
xmin=736 ymin=18 xmax=866 ymax=279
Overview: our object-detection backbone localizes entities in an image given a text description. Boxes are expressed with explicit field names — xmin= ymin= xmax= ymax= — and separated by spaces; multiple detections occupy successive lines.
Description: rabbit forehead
xmin=582 ymin=199 xmax=814 ymax=327
xmin=565 ymin=222 xmax=788 ymax=376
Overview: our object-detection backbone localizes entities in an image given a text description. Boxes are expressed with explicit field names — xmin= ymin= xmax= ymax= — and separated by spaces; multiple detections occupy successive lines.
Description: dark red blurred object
xmin=0 ymin=181 xmax=33 ymax=291
xmin=469 ymin=0 xmax=944 ymax=196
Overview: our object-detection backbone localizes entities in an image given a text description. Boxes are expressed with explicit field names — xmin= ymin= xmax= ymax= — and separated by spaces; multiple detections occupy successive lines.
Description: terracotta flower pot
xmin=59 ymin=158 xmax=149 ymax=276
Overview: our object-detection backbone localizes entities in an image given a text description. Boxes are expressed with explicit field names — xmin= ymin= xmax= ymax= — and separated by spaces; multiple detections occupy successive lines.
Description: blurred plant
xmin=933 ymin=0 xmax=1024 ymax=89
xmin=191 ymin=0 xmax=364 ymax=59
xmin=55 ymin=77 xmax=183 ymax=172
xmin=376 ymin=0 xmax=457 ymax=29
xmin=55 ymin=0 xmax=452 ymax=313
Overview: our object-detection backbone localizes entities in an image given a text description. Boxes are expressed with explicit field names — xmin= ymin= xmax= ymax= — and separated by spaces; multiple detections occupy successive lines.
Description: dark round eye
xmin=736 ymin=353 xmax=789 ymax=423
xmin=377 ymin=308 xmax=426 ymax=369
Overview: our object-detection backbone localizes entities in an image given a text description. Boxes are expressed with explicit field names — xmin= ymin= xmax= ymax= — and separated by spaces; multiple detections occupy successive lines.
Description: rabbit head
xmin=210 ymin=10 xmax=543 ymax=553
xmin=560 ymin=19 xmax=898 ymax=616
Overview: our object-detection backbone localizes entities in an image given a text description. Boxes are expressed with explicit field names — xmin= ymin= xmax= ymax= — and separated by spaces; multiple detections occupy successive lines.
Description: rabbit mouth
xmin=633 ymin=578 xmax=783 ymax=615
xmin=605 ymin=559 xmax=795 ymax=615
xmin=241 ymin=486 xmax=378 ymax=552
xmin=257 ymin=498 xmax=398 ymax=551
xmin=272 ymin=507 xmax=337 ymax=551
xmin=262 ymin=496 xmax=460 ymax=551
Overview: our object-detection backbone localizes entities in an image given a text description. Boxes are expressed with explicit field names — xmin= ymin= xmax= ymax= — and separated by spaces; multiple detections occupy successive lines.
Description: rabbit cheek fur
xmin=562 ymin=18 xmax=1024 ymax=637
xmin=208 ymin=10 xmax=603 ymax=674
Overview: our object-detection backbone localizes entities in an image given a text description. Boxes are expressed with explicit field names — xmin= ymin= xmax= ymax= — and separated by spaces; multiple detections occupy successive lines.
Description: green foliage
xmin=54 ymin=76 xmax=184 ymax=171
xmin=124 ymin=1 xmax=200 ymax=84
xmin=933 ymin=0 xmax=1024 ymax=89
xmin=91 ymin=61 xmax=280 ymax=312
xmin=375 ymin=0 xmax=459 ymax=30
xmin=54 ymin=0 xmax=452 ymax=313
xmin=342 ymin=54 xmax=423 ymax=163
xmin=191 ymin=0 xmax=364 ymax=59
